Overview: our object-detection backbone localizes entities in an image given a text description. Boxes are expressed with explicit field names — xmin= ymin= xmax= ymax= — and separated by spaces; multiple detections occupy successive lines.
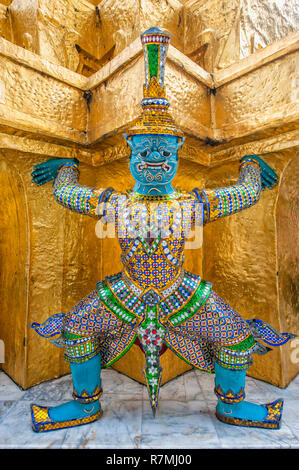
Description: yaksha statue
xmin=31 ymin=27 xmax=294 ymax=433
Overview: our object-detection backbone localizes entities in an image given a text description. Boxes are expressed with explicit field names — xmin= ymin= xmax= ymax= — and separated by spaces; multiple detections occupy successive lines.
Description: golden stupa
xmin=0 ymin=0 xmax=298 ymax=390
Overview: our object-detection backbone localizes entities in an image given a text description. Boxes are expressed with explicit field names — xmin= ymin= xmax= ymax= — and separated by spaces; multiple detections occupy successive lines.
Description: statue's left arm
xmin=31 ymin=158 xmax=115 ymax=219
xmin=192 ymin=156 xmax=278 ymax=224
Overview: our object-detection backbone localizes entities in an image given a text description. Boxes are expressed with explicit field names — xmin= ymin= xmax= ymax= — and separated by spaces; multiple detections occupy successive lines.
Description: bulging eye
xmin=162 ymin=151 xmax=171 ymax=157
xmin=140 ymin=150 xmax=149 ymax=158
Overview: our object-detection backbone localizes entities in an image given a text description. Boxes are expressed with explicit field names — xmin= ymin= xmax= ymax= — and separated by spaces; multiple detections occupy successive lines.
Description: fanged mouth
xmin=137 ymin=162 xmax=171 ymax=172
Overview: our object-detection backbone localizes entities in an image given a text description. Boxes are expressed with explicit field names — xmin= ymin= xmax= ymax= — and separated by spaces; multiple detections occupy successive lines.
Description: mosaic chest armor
xmin=106 ymin=190 xmax=200 ymax=289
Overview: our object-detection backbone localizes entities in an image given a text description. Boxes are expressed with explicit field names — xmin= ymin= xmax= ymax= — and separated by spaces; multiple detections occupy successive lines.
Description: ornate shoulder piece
xmin=88 ymin=187 xmax=115 ymax=218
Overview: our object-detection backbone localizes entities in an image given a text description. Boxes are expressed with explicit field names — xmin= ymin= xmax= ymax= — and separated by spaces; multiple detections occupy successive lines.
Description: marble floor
xmin=0 ymin=367 xmax=298 ymax=449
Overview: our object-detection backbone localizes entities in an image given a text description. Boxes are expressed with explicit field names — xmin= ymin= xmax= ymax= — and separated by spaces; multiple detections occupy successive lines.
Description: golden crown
xmin=127 ymin=27 xmax=184 ymax=138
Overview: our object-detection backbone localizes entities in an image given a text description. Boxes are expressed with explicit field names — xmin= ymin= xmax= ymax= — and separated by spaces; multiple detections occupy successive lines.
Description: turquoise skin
xmin=240 ymin=155 xmax=278 ymax=190
xmin=31 ymin=145 xmax=278 ymax=195
xmin=48 ymin=354 xmax=101 ymax=423
xmin=215 ymin=363 xmax=268 ymax=422
xmin=31 ymin=158 xmax=79 ymax=186
xmin=124 ymin=133 xmax=185 ymax=195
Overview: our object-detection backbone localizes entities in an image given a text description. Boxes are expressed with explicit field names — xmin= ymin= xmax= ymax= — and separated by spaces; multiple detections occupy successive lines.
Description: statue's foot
xmin=216 ymin=399 xmax=283 ymax=429
xmin=31 ymin=398 xmax=102 ymax=433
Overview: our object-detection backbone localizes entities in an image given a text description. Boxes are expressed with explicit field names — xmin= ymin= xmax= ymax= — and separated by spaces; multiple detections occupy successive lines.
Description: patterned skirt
xmin=30 ymin=271 xmax=293 ymax=373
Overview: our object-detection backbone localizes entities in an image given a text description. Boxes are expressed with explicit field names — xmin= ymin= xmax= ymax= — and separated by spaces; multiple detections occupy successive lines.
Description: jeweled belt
xmin=121 ymin=268 xmax=185 ymax=299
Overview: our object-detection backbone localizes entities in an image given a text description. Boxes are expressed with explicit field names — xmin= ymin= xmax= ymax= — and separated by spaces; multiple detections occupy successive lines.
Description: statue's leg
xmin=30 ymin=289 xmax=105 ymax=432
xmin=31 ymin=350 xmax=102 ymax=432
xmin=170 ymin=290 xmax=290 ymax=429
xmin=207 ymin=290 xmax=285 ymax=429
xmin=213 ymin=351 xmax=283 ymax=429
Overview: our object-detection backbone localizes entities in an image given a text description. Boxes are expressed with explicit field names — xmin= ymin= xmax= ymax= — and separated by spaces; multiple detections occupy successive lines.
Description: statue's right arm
xmin=191 ymin=156 xmax=278 ymax=225
xmin=31 ymin=158 xmax=115 ymax=218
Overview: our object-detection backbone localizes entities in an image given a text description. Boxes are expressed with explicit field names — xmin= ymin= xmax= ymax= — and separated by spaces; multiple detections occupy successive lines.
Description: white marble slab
xmin=100 ymin=369 xmax=144 ymax=396
xmin=61 ymin=397 xmax=143 ymax=449
xmin=0 ymin=371 xmax=25 ymax=401
xmin=22 ymin=374 xmax=73 ymax=402
xmin=140 ymin=399 xmax=221 ymax=448
xmin=204 ymin=399 xmax=299 ymax=449
xmin=0 ymin=400 xmax=16 ymax=424
xmin=281 ymin=399 xmax=299 ymax=440
xmin=0 ymin=400 xmax=67 ymax=448
xmin=0 ymin=367 xmax=298 ymax=449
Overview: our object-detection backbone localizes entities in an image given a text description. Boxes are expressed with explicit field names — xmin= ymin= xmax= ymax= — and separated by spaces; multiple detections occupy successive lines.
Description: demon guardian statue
xmin=30 ymin=28 xmax=294 ymax=432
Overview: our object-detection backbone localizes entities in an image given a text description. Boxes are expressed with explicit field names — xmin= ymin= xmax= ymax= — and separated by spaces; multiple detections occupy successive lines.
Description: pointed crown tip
xmin=141 ymin=26 xmax=171 ymax=36
xmin=127 ymin=26 xmax=183 ymax=137
xmin=141 ymin=27 xmax=171 ymax=45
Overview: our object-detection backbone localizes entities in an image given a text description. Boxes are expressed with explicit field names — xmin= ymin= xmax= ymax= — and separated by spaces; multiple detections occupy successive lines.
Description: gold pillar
xmin=276 ymin=155 xmax=299 ymax=387
xmin=0 ymin=151 xmax=104 ymax=388
xmin=202 ymin=151 xmax=299 ymax=387
xmin=0 ymin=156 xmax=28 ymax=386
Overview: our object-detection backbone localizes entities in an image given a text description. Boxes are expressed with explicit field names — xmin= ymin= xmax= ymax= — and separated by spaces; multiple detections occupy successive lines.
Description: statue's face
xmin=124 ymin=134 xmax=184 ymax=188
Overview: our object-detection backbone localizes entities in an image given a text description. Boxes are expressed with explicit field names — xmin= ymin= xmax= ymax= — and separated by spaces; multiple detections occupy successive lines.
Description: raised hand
xmin=31 ymin=158 xmax=78 ymax=186
xmin=240 ymin=155 xmax=278 ymax=190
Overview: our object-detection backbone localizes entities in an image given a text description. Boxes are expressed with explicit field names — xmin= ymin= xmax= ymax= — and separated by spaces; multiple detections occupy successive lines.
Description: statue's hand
xmin=240 ymin=155 xmax=278 ymax=190
xmin=31 ymin=158 xmax=78 ymax=186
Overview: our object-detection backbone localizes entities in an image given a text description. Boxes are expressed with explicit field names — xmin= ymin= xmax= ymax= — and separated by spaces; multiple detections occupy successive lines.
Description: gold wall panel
xmin=174 ymin=158 xmax=205 ymax=276
xmin=184 ymin=0 xmax=298 ymax=71
xmin=6 ymin=0 xmax=299 ymax=80
xmin=0 ymin=53 xmax=87 ymax=142
xmin=89 ymin=55 xmax=211 ymax=143
xmin=139 ymin=0 xmax=184 ymax=51
xmin=94 ymin=156 xmax=205 ymax=279
xmin=0 ymin=155 xmax=28 ymax=386
xmin=0 ymin=4 xmax=12 ymax=42
xmin=96 ymin=0 xmax=184 ymax=58
xmin=240 ymin=0 xmax=298 ymax=59
xmin=10 ymin=0 xmax=101 ymax=72
xmin=37 ymin=0 xmax=101 ymax=73
xmin=0 ymin=12 xmax=297 ymax=150
xmin=202 ymin=151 xmax=299 ymax=387
xmin=276 ymin=155 xmax=299 ymax=387
xmin=10 ymin=0 xmax=39 ymax=54
xmin=112 ymin=345 xmax=193 ymax=386
xmin=0 ymin=153 xmax=200 ymax=387
xmin=215 ymin=52 xmax=299 ymax=141
xmin=96 ymin=0 xmax=139 ymax=58
xmin=88 ymin=56 xmax=144 ymax=143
